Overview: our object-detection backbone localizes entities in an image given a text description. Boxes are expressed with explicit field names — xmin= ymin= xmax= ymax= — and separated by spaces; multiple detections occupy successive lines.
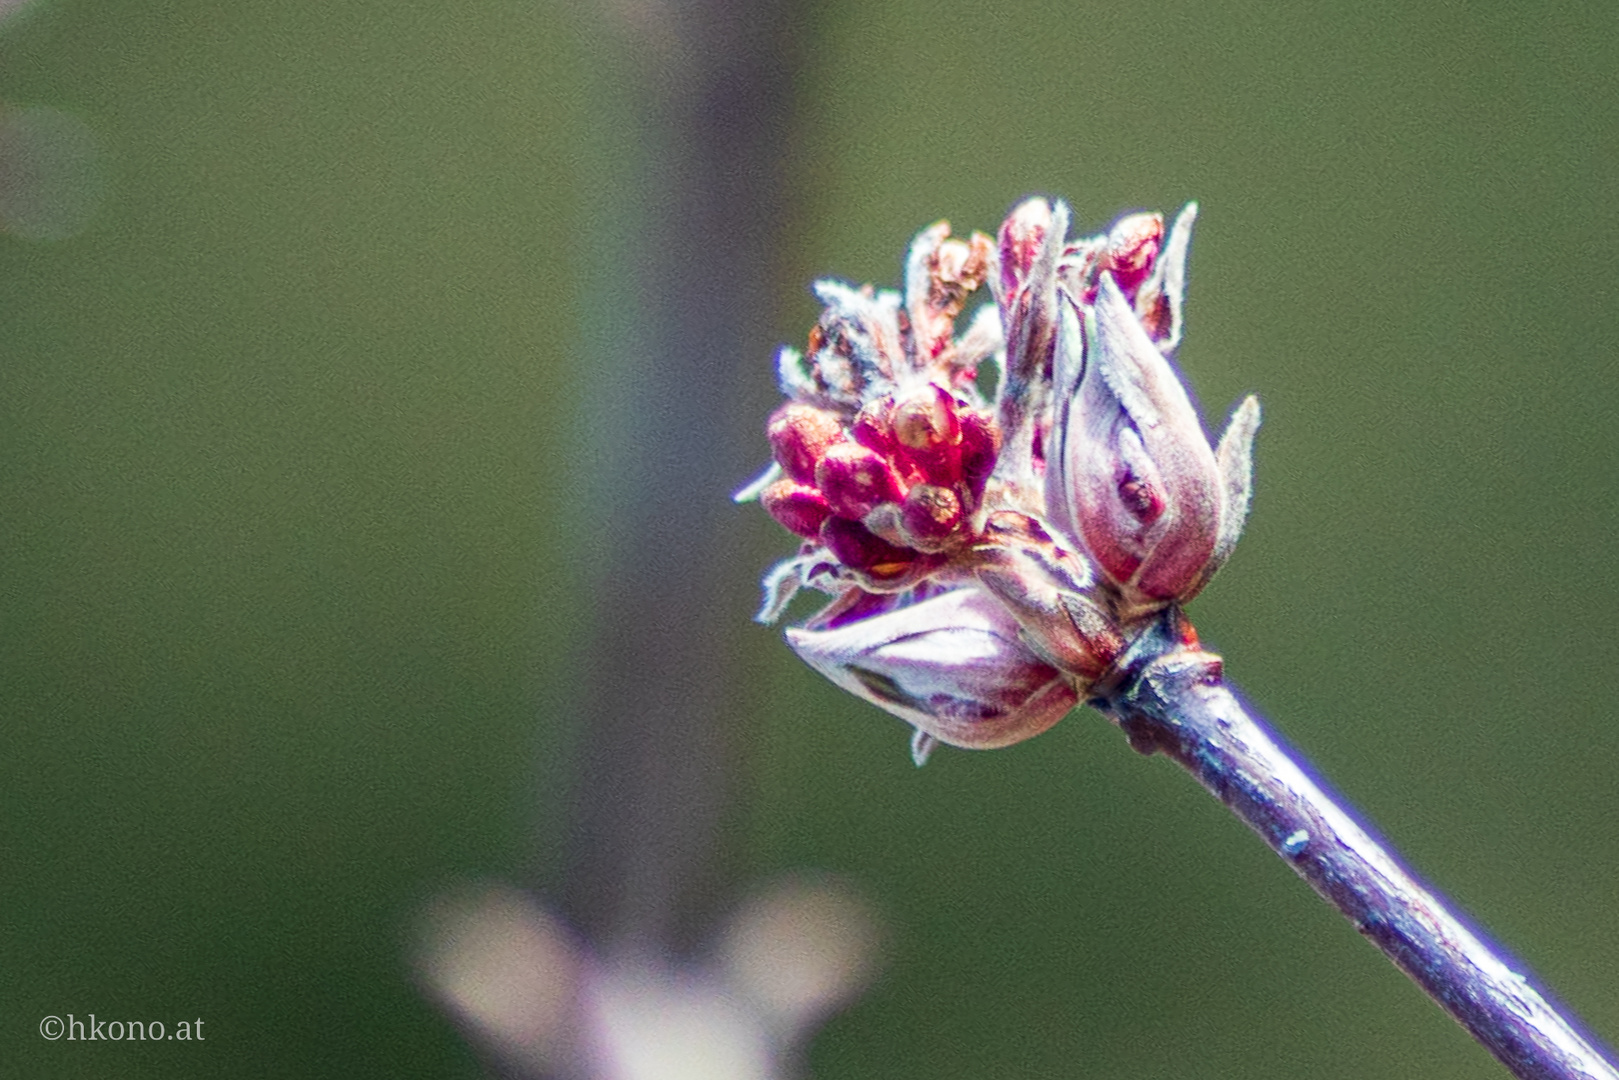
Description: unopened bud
xmin=898 ymin=484 xmax=963 ymax=551
xmin=891 ymin=383 xmax=961 ymax=450
xmin=850 ymin=396 xmax=896 ymax=456
xmin=957 ymin=409 xmax=1001 ymax=508
xmin=1104 ymin=212 xmax=1163 ymax=298
xmin=998 ymin=198 xmax=1054 ymax=300
xmin=785 ymin=586 xmax=1079 ymax=752
xmin=816 ymin=442 xmax=905 ymax=521
xmin=769 ymin=403 xmax=845 ymax=485
xmin=1049 ymin=275 xmax=1257 ymax=613
xmin=761 ymin=479 xmax=833 ymax=538
xmin=890 ymin=383 xmax=963 ymax=482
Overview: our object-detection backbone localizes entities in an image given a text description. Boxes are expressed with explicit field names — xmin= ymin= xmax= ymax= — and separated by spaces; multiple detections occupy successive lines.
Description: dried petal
xmin=805 ymin=281 xmax=905 ymax=406
xmin=905 ymin=223 xmax=993 ymax=364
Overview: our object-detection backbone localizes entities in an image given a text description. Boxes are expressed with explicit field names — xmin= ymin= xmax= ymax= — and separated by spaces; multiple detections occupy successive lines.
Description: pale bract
xmin=739 ymin=196 xmax=1260 ymax=760
xmin=785 ymin=586 xmax=1079 ymax=764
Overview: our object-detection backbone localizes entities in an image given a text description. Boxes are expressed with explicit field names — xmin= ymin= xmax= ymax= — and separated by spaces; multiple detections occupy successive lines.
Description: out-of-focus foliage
xmin=4 ymin=1 xmax=1617 ymax=1079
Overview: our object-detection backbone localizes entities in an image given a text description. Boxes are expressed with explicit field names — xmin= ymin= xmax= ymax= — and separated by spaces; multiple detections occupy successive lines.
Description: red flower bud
xmin=899 ymin=484 xmax=963 ymax=551
xmin=816 ymin=442 xmax=905 ymax=521
xmin=768 ymin=402 xmax=845 ymax=485
xmin=849 ymin=395 xmax=897 ymax=456
xmin=957 ymin=408 xmax=1001 ymax=508
xmin=761 ymin=479 xmax=833 ymax=538
xmin=890 ymin=383 xmax=963 ymax=482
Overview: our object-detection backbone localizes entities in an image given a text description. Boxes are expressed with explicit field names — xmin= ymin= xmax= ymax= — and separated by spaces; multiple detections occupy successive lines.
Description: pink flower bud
xmin=761 ymin=479 xmax=832 ymax=538
xmin=998 ymin=198 xmax=1054 ymax=299
xmin=1048 ymin=274 xmax=1258 ymax=611
xmin=768 ymin=403 xmax=845 ymax=485
xmin=1104 ymin=212 xmax=1163 ymax=298
xmin=785 ymin=586 xmax=1079 ymax=751
xmin=816 ymin=442 xmax=905 ymax=521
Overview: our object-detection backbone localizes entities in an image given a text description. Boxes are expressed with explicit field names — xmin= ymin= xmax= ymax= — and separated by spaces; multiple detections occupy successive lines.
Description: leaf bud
xmin=1048 ymin=275 xmax=1258 ymax=613
xmin=785 ymin=586 xmax=1079 ymax=752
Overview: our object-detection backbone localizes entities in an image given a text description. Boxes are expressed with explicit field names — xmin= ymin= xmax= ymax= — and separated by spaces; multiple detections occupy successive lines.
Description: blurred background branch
xmin=562 ymin=0 xmax=816 ymax=959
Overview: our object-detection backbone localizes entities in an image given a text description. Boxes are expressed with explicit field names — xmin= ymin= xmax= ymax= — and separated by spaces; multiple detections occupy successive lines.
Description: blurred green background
xmin=4 ymin=1 xmax=1617 ymax=1078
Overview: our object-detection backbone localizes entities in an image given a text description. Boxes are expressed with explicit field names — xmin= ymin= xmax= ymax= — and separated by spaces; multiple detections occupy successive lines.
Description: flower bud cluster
xmin=739 ymin=196 xmax=1261 ymax=762
xmin=758 ymin=383 xmax=1001 ymax=589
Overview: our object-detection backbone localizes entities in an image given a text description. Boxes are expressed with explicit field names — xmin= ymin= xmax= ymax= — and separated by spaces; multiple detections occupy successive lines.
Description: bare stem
xmin=1093 ymin=610 xmax=1619 ymax=1080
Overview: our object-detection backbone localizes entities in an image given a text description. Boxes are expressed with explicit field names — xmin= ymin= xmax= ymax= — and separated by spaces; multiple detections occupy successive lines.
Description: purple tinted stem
xmin=1096 ymin=614 xmax=1619 ymax=1080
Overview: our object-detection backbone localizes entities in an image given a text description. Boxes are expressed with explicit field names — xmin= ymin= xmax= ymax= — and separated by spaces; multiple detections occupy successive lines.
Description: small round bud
xmin=899 ymin=484 xmax=963 ymax=551
xmin=768 ymin=403 xmax=845 ymax=485
xmin=761 ymin=479 xmax=833 ymax=538
xmin=891 ymin=384 xmax=961 ymax=452
xmin=816 ymin=442 xmax=904 ymax=521
xmin=890 ymin=384 xmax=964 ymax=484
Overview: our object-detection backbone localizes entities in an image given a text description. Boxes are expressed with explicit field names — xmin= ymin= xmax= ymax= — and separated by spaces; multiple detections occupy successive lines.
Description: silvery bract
xmin=741 ymin=196 xmax=1260 ymax=761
